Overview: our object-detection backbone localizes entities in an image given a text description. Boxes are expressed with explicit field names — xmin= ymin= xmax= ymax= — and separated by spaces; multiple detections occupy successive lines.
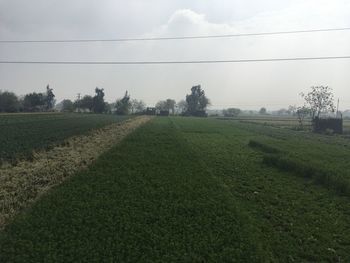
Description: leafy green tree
xmin=301 ymin=86 xmax=335 ymax=119
xmin=0 ymin=91 xmax=19 ymax=112
xmin=185 ymin=85 xmax=210 ymax=115
xmin=77 ymin=95 xmax=94 ymax=112
xmin=93 ymin=87 xmax=106 ymax=113
xmin=23 ymin=92 xmax=45 ymax=112
xmin=61 ymin=99 xmax=74 ymax=112
xmin=259 ymin=107 xmax=267 ymax=115
xmin=115 ymin=91 xmax=131 ymax=115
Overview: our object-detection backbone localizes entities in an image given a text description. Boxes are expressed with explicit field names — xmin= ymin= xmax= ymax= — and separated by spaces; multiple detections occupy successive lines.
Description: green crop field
xmin=0 ymin=113 xmax=129 ymax=164
xmin=228 ymin=115 xmax=350 ymax=134
xmin=1 ymin=117 xmax=350 ymax=262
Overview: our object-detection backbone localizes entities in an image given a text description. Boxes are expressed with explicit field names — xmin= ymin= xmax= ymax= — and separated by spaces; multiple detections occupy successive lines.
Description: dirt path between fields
xmin=0 ymin=116 xmax=152 ymax=228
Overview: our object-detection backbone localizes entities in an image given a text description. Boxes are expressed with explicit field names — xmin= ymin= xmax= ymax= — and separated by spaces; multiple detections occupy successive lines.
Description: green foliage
xmin=0 ymin=91 xmax=19 ymax=113
xmin=45 ymin=84 xmax=55 ymax=110
xmin=0 ymin=113 xmax=128 ymax=164
xmin=75 ymin=95 xmax=93 ymax=112
xmin=2 ymin=117 xmax=350 ymax=261
xmin=248 ymin=140 xmax=281 ymax=154
xmin=185 ymin=85 xmax=210 ymax=116
xmin=92 ymin=87 xmax=106 ymax=113
xmin=262 ymin=154 xmax=350 ymax=195
xmin=239 ymin=120 xmax=350 ymax=196
xmin=22 ymin=85 xmax=55 ymax=112
xmin=0 ymin=118 xmax=267 ymax=262
xmin=60 ymin=99 xmax=74 ymax=112
xmin=23 ymin=92 xmax=46 ymax=112
xmin=259 ymin=107 xmax=267 ymax=115
xmin=177 ymin=117 xmax=350 ymax=261
xmin=115 ymin=91 xmax=131 ymax=115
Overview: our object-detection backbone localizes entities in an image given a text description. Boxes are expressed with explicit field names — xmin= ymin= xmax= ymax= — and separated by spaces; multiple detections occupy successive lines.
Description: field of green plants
xmin=1 ymin=117 xmax=350 ymax=261
xmin=231 ymin=115 xmax=350 ymax=134
xmin=0 ymin=113 xmax=129 ymax=164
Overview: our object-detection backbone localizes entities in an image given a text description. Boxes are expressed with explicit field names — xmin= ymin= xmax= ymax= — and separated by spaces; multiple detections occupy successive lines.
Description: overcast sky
xmin=0 ymin=0 xmax=349 ymax=110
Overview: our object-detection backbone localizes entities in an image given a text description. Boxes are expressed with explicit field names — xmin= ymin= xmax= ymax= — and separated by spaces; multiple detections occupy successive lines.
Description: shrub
xmin=248 ymin=140 xmax=280 ymax=154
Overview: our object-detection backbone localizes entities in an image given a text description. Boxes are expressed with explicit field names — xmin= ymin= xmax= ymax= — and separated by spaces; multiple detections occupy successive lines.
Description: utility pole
xmin=336 ymin=98 xmax=340 ymax=118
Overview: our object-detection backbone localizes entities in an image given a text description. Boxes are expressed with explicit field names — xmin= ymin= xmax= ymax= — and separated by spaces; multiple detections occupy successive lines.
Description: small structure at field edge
xmin=312 ymin=117 xmax=343 ymax=134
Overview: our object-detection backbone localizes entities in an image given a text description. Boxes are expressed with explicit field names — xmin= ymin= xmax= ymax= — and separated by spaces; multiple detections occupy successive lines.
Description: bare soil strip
xmin=0 ymin=116 xmax=152 ymax=228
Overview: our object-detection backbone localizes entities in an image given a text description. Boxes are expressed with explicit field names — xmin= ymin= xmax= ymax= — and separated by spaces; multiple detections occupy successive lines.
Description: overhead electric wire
xmin=1 ymin=27 xmax=350 ymax=43
xmin=1 ymin=55 xmax=350 ymax=65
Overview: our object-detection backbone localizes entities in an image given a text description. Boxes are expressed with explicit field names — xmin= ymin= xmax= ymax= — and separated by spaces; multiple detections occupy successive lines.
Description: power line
xmin=1 ymin=27 xmax=350 ymax=43
xmin=0 ymin=55 xmax=350 ymax=65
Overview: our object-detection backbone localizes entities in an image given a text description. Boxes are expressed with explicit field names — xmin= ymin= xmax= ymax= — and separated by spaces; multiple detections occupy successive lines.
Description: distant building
xmin=312 ymin=117 xmax=343 ymax=134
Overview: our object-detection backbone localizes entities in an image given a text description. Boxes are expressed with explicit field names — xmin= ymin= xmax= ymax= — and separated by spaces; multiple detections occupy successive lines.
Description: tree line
xmin=1 ymin=84 xmax=339 ymax=124
xmin=0 ymin=84 xmax=211 ymax=116
xmin=0 ymin=85 xmax=55 ymax=113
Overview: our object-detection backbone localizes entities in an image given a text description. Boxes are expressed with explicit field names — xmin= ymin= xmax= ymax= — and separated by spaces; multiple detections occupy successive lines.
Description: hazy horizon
xmin=1 ymin=0 xmax=350 ymax=110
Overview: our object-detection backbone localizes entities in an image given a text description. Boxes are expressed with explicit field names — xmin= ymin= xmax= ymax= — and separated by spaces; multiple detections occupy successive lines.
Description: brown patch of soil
xmin=0 ymin=116 xmax=152 ymax=228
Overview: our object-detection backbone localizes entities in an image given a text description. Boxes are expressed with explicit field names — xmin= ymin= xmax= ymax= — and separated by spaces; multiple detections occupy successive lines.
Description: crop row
xmin=0 ymin=113 xmax=129 ymax=164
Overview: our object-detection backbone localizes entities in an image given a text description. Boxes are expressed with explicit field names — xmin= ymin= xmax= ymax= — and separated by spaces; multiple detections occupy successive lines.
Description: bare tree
xmin=296 ymin=106 xmax=311 ymax=129
xmin=288 ymin=105 xmax=297 ymax=116
xmin=301 ymin=86 xmax=335 ymax=119
xmin=131 ymin=99 xmax=146 ymax=114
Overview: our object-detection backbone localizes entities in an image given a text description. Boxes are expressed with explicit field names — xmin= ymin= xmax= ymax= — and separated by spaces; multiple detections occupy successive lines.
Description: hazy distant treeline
xmin=0 ymin=85 xmax=211 ymax=116
xmin=0 ymin=85 xmax=55 ymax=113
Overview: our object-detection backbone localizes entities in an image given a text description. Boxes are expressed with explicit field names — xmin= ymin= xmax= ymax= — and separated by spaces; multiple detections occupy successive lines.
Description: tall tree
xmin=45 ymin=84 xmax=55 ymax=110
xmin=301 ymin=86 xmax=335 ymax=119
xmin=115 ymin=91 xmax=131 ymax=115
xmin=185 ymin=85 xmax=210 ymax=115
xmin=93 ymin=87 xmax=106 ymax=113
